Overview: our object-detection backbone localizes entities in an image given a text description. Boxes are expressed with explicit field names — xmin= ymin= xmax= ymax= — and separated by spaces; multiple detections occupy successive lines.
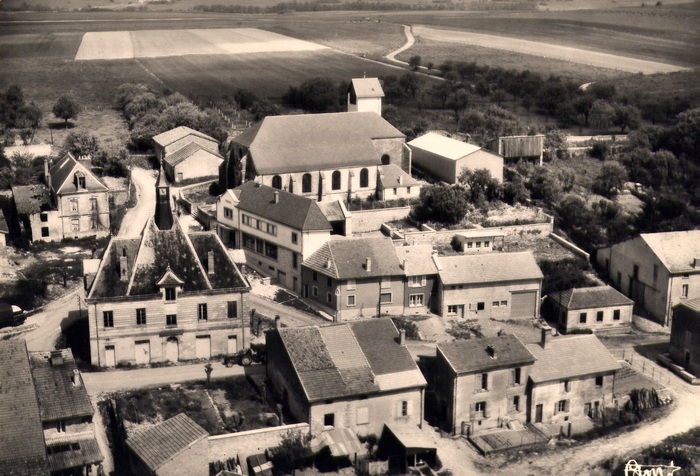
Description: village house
xmin=430 ymin=335 xmax=535 ymax=435
xmin=266 ymin=319 xmax=427 ymax=436
xmin=376 ymin=164 xmax=422 ymax=201
xmin=215 ymin=182 xmax=333 ymax=293
xmin=435 ymin=252 xmax=543 ymax=319
xmin=546 ymin=285 xmax=634 ymax=334
xmin=669 ymin=298 xmax=700 ymax=378
xmin=301 ymin=237 xmax=405 ymax=321
xmin=84 ymin=165 xmax=250 ymax=367
xmin=153 ymin=126 xmax=223 ymax=183
xmin=408 ymin=132 xmax=503 ymax=185
xmin=525 ymin=330 xmax=620 ymax=436
xmin=12 ymin=153 xmax=110 ymax=242
xmin=126 ymin=413 xmax=209 ymax=476
xmin=223 ymin=111 xmax=413 ymax=202
xmin=596 ymin=230 xmax=700 ymax=326
xmin=0 ymin=340 xmax=103 ymax=476
xmin=394 ymin=244 xmax=439 ymax=315
xmin=347 ymin=77 xmax=384 ymax=115
xmin=450 ymin=229 xmax=506 ymax=253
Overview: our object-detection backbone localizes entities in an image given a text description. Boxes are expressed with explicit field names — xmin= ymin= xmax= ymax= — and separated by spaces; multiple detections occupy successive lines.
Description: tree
xmin=612 ymin=104 xmax=641 ymax=133
xmin=527 ymin=167 xmax=561 ymax=204
xmin=19 ymin=129 xmax=33 ymax=146
xmin=501 ymin=174 xmax=529 ymax=205
xmin=283 ymin=77 xmax=341 ymax=112
xmin=412 ymin=185 xmax=469 ymax=225
xmin=458 ymin=168 xmax=501 ymax=205
xmin=204 ymin=363 xmax=213 ymax=388
xmin=398 ymin=73 xmax=424 ymax=100
xmin=447 ymin=89 xmax=471 ymax=120
xmin=544 ymin=129 xmax=569 ymax=161
xmin=408 ymin=55 xmax=422 ymax=71
xmin=593 ymin=162 xmax=628 ymax=197
xmin=269 ymin=429 xmax=312 ymax=475
xmin=52 ymin=94 xmax=81 ymax=128
xmin=62 ymin=132 xmax=100 ymax=158
xmin=589 ymin=99 xmax=615 ymax=131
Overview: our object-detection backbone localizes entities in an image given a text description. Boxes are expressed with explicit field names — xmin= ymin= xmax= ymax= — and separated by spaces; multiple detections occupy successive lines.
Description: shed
xmin=408 ymin=132 xmax=503 ymax=184
xmin=378 ymin=424 xmax=437 ymax=474
xmin=491 ymin=135 xmax=544 ymax=165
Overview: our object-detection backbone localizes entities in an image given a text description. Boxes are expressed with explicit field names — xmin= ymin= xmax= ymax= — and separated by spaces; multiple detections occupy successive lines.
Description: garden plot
xmin=74 ymin=28 xmax=328 ymax=61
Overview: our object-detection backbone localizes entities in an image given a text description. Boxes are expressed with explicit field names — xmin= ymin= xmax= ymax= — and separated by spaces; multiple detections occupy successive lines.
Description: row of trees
xmin=115 ymin=83 xmax=228 ymax=151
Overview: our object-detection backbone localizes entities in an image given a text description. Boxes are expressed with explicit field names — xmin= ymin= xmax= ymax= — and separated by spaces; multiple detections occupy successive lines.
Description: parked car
xmin=223 ymin=344 xmax=266 ymax=367
xmin=0 ymin=303 xmax=24 ymax=329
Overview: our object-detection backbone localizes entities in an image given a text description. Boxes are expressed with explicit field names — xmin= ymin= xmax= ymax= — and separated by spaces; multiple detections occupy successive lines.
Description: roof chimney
xmin=50 ymin=350 xmax=64 ymax=367
xmin=486 ymin=344 xmax=497 ymax=359
xmin=365 ymin=257 xmax=372 ymax=272
xmin=541 ymin=327 xmax=552 ymax=349
xmin=71 ymin=368 xmax=81 ymax=387
xmin=398 ymin=175 xmax=403 ymax=185
xmin=78 ymin=154 xmax=92 ymax=170
xmin=273 ymin=191 xmax=279 ymax=204
xmin=399 ymin=329 xmax=406 ymax=345
xmin=275 ymin=315 xmax=281 ymax=329
xmin=119 ymin=252 xmax=128 ymax=282
xmin=326 ymin=258 xmax=332 ymax=269
xmin=694 ymin=257 xmax=700 ymax=268
xmin=402 ymin=258 xmax=408 ymax=271
xmin=207 ymin=250 xmax=215 ymax=275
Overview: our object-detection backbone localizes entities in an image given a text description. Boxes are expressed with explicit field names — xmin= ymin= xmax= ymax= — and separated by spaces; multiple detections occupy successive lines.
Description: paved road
xmin=118 ymin=166 xmax=156 ymax=238
xmin=82 ymin=361 xmax=265 ymax=396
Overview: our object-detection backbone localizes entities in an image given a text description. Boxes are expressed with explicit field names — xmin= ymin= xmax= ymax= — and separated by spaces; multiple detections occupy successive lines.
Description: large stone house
xmin=546 ymin=285 xmax=634 ymax=334
xmin=669 ymin=298 xmax=700 ymax=378
xmin=266 ymin=319 xmax=427 ymax=436
xmin=301 ymin=237 xmax=406 ymax=321
xmin=215 ymin=182 xmax=332 ymax=293
xmin=435 ymin=252 xmax=543 ymax=319
xmin=13 ymin=153 xmax=110 ymax=242
xmin=153 ymin=126 xmax=223 ymax=183
xmin=0 ymin=340 xmax=103 ymax=475
xmin=223 ymin=112 xmax=414 ymax=202
xmin=430 ymin=335 xmax=535 ymax=435
xmin=596 ymin=230 xmax=700 ymax=326
xmin=525 ymin=331 xmax=620 ymax=436
xmin=84 ymin=166 xmax=250 ymax=367
xmin=394 ymin=244 xmax=440 ymax=315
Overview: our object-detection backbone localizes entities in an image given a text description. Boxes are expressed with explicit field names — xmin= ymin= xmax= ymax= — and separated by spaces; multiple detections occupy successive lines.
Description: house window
xmin=393 ymin=188 xmax=397 ymax=195
xmin=224 ymin=207 xmax=233 ymax=219
xmin=357 ymin=407 xmax=369 ymax=425
xmin=513 ymin=367 xmax=522 ymax=385
xmin=56 ymin=421 xmax=66 ymax=433
xmin=70 ymin=199 xmax=78 ymax=212
xmin=327 ymin=292 xmax=332 ymax=304
xmin=327 ymin=277 xmax=333 ymax=287
xmin=400 ymin=400 xmax=409 ymax=417
xmin=103 ymin=311 xmax=113 ymax=328
xmin=595 ymin=375 xmax=604 ymax=387
xmin=475 ymin=241 xmax=481 ymax=248
xmin=40 ymin=212 xmax=48 ymax=222
xmin=312 ymin=286 xmax=318 ymax=297
xmin=136 ymin=308 xmax=146 ymax=325
xmin=227 ymin=301 xmax=238 ymax=318
xmin=243 ymin=233 xmax=255 ymax=250
xmin=475 ymin=401 xmax=486 ymax=418
xmin=41 ymin=227 xmax=49 ymax=237
xmin=407 ymin=186 xmax=411 ymax=194
xmin=198 ymin=303 xmax=208 ymax=321
xmin=272 ymin=175 xmax=282 ymax=189
xmin=579 ymin=312 xmax=587 ymax=324
xmin=264 ymin=243 xmax=278 ymax=260
xmin=302 ymin=173 xmax=312 ymax=193
xmin=563 ymin=380 xmax=571 ymax=392
xmin=78 ymin=175 xmax=86 ymax=189
xmin=71 ymin=218 xmax=80 ymax=232
xmin=312 ymin=271 xmax=318 ymax=281
xmin=380 ymin=277 xmax=391 ymax=289
xmin=484 ymin=241 xmax=490 ymax=248
xmin=380 ymin=292 xmax=392 ymax=304
xmin=408 ymin=275 xmax=426 ymax=288
xmin=492 ymin=301 xmax=499 ymax=307
xmin=481 ymin=373 xmax=488 ymax=391
xmin=347 ymin=279 xmax=356 ymax=290
xmin=477 ymin=302 xmax=485 ymax=311
xmin=324 ymin=413 xmax=335 ymax=427
xmin=291 ymin=232 xmax=298 ymax=244
xmin=292 ymin=253 xmax=298 ymax=269
xmin=90 ymin=197 xmax=97 ymax=210
xmin=500 ymin=300 xmax=508 ymax=306
xmin=447 ymin=305 xmax=459 ymax=315
xmin=613 ymin=309 xmax=621 ymax=321
xmin=347 ymin=295 xmax=356 ymax=307
xmin=242 ymin=215 xmax=252 ymax=226
xmin=360 ymin=168 xmax=369 ymax=188
xmin=266 ymin=223 xmax=277 ymax=236
xmin=89 ymin=217 xmax=97 ymax=230
xmin=597 ymin=311 xmax=604 ymax=322
xmin=166 ymin=314 xmax=177 ymax=326
xmin=409 ymin=294 xmax=424 ymax=307
xmin=332 ymin=170 xmax=341 ymax=190
xmin=513 ymin=395 xmax=520 ymax=412
xmin=466 ymin=242 xmax=473 ymax=249
xmin=165 ymin=287 xmax=176 ymax=301
xmin=556 ymin=399 xmax=569 ymax=414
xmin=681 ymin=284 xmax=689 ymax=298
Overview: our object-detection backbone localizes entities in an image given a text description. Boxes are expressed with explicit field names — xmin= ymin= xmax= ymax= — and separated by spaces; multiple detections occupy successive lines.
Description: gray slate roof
xmin=378 ymin=164 xmax=420 ymax=189
xmin=233 ymin=182 xmax=331 ymax=231
xmin=548 ymin=285 xmax=633 ymax=310
xmin=303 ymin=237 xmax=404 ymax=280
xmin=438 ymin=251 xmax=543 ymax=285
xmin=12 ymin=184 xmax=49 ymax=215
xmin=49 ymin=153 xmax=108 ymax=195
xmin=640 ymin=231 xmax=700 ymax=274
xmin=29 ymin=349 xmax=94 ymax=421
xmin=276 ymin=319 xmax=425 ymax=403
xmin=0 ymin=340 xmax=50 ymax=476
xmin=351 ymin=78 xmax=385 ymax=98
xmin=234 ymin=112 xmax=404 ymax=175
xmin=127 ymin=413 xmax=208 ymax=471
xmin=438 ymin=335 xmax=535 ymax=374
xmin=526 ymin=334 xmax=620 ymax=383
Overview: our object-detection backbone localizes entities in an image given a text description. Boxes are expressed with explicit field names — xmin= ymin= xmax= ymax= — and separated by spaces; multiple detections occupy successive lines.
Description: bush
xmin=589 ymin=140 xmax=609 ymax=160
xmin=412 ymin=185 xmax=469 ymax=225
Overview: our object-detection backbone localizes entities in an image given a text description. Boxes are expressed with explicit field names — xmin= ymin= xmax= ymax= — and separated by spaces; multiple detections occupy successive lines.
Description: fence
xmin=610 ymin=348 xmax=673 ymax=387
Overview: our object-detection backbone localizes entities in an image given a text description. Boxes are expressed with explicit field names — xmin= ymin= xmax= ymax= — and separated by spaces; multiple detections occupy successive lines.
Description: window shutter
xmin=474 ymin=374 xmax=481 ymax=393
xmin=469 ymin=403 xmax=476 ymax=420
xmin=483 ymin=404 xmax=490 ymax=418
xmin=397 ymin=401 xmax=402 ymax=417
xmin=421 ymin=275 xmax=427 ymax=287
xmin=509 ymin=369 xmax=515 ymax=386
xmin=554 ymin=402 xmax=558 ymax=415
xmin=407 ymin=400 xmax=413 ymax=416
xmin=565 ymin=400 xmax=570 ymax=413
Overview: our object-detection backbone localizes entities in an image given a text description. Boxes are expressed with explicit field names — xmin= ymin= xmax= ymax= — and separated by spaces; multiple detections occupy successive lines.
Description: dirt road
xmin=411 ymin=25 xmax=689 ymax=74
xmin=22 ymin=285 xmax=83 ymax=351
xmin=385 ymin=24 xmax=415 ymax=65
xmin=118 ymin=166 xmax=155 ymax=238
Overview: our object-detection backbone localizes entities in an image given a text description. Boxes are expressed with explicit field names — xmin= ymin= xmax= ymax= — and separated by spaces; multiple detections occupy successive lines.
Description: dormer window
xmin=165 ymin=287 xmax=176 ymax=301
xmin=75 ymin=172 xmax=86 ymax=189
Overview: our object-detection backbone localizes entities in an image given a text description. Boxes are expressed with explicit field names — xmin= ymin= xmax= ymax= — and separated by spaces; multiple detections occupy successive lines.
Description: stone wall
xmin=350 ymin=207 xmax=412 ymax=234
xmin=208 ymin=423 xmax=310 ymax=466
xmin=400 ymin=221 xmax=554 ymax=247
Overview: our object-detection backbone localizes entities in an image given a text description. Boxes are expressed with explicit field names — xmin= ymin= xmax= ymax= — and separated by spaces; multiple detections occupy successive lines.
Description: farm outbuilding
xmin=490 ymin=135 xmax=544 ymax=165
xmin=347 ymin=77 xmax=384 ymax=116
xmin=408 ymin=133 xmax=503 ymax=185
xmin=163 ymin=142 xmax=223 ymax=183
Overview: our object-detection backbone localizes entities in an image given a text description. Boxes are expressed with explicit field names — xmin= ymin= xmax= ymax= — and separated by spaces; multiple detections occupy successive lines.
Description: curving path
xmin=118 ymin=166 xmax=156 ymax=238
xmin=385 ymin=24 xmax=415 ymax=65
